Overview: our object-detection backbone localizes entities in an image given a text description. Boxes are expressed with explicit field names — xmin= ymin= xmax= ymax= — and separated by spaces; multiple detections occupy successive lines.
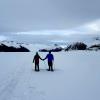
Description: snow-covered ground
xmin=0 ymin=50 xmax=100 ymax=100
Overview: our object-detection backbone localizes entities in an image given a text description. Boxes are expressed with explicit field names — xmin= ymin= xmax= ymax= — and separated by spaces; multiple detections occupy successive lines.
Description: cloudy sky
xmin=0 ymin=0 xmax=100 ymax=42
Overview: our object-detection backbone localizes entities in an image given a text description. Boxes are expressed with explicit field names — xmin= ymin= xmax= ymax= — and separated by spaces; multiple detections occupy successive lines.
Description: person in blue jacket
xmin=43 ymin=51 xmax=54 ymax=71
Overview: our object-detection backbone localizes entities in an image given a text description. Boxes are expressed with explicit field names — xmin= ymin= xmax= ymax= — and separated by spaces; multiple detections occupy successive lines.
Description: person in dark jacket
xmin=43 ymin=51 xmax=54 ymax=71
xmin=33 ymin=52 xmax=43 ymax=71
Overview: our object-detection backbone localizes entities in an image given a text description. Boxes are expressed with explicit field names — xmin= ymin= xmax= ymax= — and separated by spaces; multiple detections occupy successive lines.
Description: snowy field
xmin=0 ymin=51 xmax=100 ymax=100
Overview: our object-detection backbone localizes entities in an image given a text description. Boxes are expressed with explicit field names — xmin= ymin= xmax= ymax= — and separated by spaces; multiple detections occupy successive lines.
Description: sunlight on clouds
xmin=84 ymin=19 xmax=100 ymax=32
xmin=73 ymin=19 xmax=100 ymax=35
xmin=87 ymin=23 xmax=100 ymax=31
xmin=15 ymin=30 xmax=79 ymax=36
xmin=16 ymin=31 xmax=52 ymax=35
xmin=14 ymin=19 xmax=100 ymax=36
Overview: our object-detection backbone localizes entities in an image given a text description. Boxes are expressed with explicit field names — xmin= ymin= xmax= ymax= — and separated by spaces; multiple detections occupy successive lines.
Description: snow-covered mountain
xmin=0 ymin=40 xmax=50 ymax=52
xmin=39 ymin=35 xmax=100 ymax=51
xmin=0 ymin=35 xmax=100 ymax=52
xmin=0 ymin=40 xmax=21 ymax=48
xmin=0 ymin=41 xmax=30 ymax=52
xmin=49 ymin=35 xmax=100 ymax=46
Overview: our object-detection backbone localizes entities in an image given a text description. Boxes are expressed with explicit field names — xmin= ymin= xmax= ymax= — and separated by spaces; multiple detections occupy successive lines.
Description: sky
xmin=0 ymin=0 xmax=100 ymax=42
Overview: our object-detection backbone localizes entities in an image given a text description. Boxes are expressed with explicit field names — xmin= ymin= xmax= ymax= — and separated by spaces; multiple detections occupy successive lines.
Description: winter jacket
xmin=33 ymin=55 xmax=41 ymax=64
xmin=45 ymin=54 xmax=54 ymax=62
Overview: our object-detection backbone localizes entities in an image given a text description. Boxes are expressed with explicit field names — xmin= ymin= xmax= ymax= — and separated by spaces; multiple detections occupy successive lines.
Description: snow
xmin=24 ymin=44 xmax=50 ymax=52
xmin=0 ymin=41 xmax=20 ymax=48
xmin=47 ymin=35 xmax=100 ymax=49
xmin=0 ymin=50 xmax=100 ymax=100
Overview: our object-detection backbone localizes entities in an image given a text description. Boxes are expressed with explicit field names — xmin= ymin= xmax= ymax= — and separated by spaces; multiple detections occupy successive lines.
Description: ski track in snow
xmin=0 ymin=56 xmax=26 ymax=100
xmin=0 ymin=53 xmax=46 ymax=100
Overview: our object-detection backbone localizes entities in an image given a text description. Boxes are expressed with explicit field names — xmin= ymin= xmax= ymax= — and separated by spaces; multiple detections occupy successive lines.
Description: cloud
xmin=0 ymin=0 xmax=100 ymax=32
xmin=85 ymin=20 xmax=100 ymax=32
xmin=15 ymin=30 xmax=77 ymax=36
xmin=12 ymin=19 xmax=100 ymax=36
xmin=77 ymin=19 xmax=100 ymax=34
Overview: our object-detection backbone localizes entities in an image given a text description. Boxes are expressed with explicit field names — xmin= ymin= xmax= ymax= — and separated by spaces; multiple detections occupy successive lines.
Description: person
xmin=33 ymin=52 xmax=43 ymax=71
xmin=43 ymin=51 xmax=54 ymax=71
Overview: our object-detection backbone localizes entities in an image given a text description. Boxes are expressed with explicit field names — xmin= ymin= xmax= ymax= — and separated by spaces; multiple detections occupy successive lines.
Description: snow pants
xmin=35 ymin=63 xmax=39 ymax=71
xmin=48 ymin=61 xmax=53 ymax=71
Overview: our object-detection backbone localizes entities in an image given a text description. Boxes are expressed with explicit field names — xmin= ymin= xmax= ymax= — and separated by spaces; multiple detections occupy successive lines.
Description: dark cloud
xmin=0 ymin=0 xmax=100 ymax=32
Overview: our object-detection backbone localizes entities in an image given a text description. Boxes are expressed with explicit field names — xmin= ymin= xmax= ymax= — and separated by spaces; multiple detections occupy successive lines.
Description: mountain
xmin=0 ymin=41 xmax=30 ymax=52
xmin=0 ymin=35 xmax=100 ymax=52
xmin=39 ymin=35 xmax=100 ymax=51
xmin=0 ymin=40 xmax=51 ymax=52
